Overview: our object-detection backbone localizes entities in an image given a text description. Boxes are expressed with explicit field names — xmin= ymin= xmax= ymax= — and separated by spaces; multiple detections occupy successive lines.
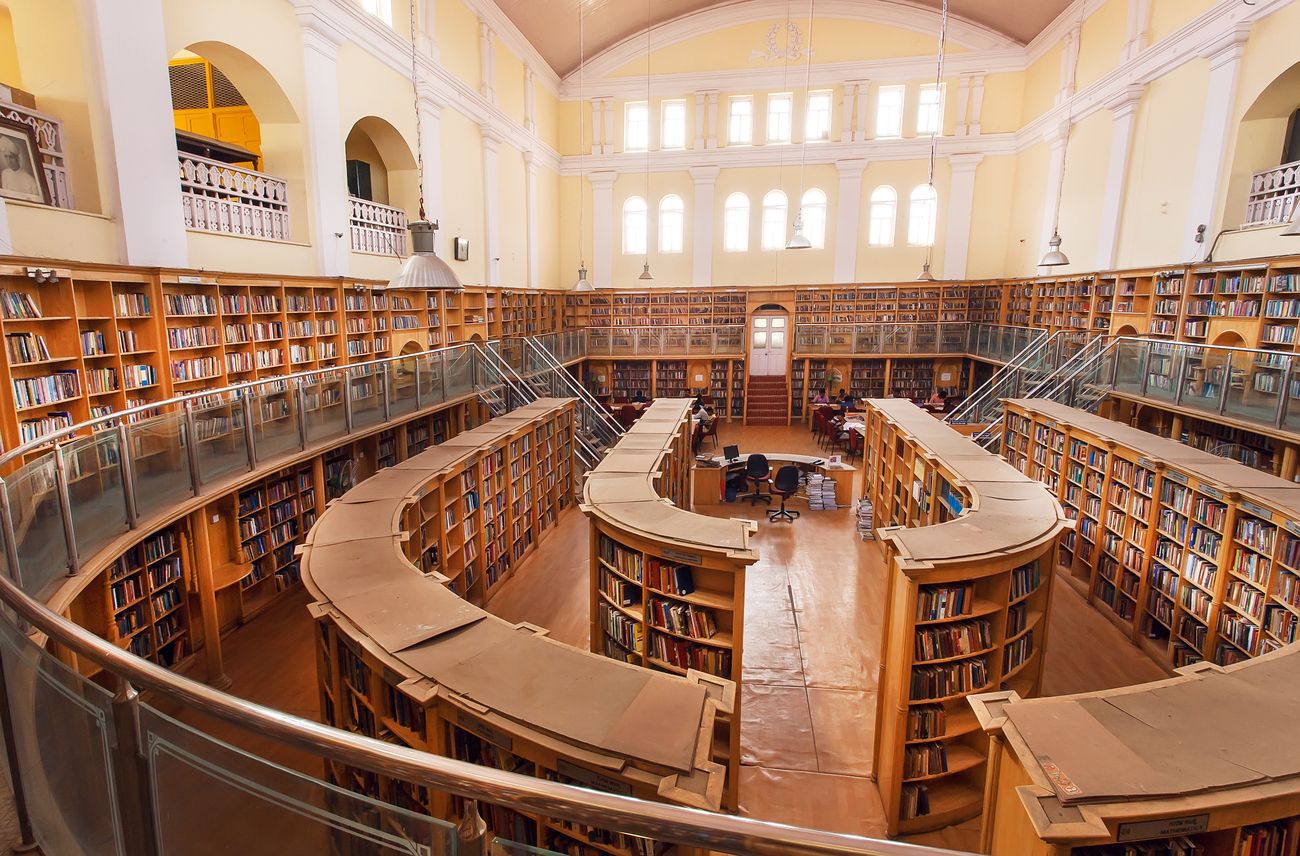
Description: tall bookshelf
xmin=233 ymin=464 xmax=317 ymax=617
xmin=104 ymin=524 xmax=191 ymax=668
xmin=862 ymin=399 xmax=1066 ymax=836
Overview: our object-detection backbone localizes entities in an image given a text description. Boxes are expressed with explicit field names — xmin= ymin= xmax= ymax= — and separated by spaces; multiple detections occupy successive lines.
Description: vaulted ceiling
xmin=493 ymin=0 xmax=1076 ymax=78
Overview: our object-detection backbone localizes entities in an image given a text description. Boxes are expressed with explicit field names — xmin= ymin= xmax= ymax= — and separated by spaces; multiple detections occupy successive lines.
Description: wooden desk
xmin=691 ymin=453 xmax=855 ymax=507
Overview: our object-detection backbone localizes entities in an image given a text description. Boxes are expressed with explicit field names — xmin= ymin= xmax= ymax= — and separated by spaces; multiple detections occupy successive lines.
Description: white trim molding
xmin=833 ymin=158 xmax=866 ymax=283
xmin=1096 ymin=84 xmax=1145 ymax=269
xmin=943 ymin=153 xmax=984 ymax=280
xmin=689 ymin=165 xmax=721 ymax=285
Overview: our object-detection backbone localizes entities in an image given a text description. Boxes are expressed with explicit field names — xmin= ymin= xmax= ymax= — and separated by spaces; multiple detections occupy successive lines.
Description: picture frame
xmin=453 ymin=237 xmax=470 ymax=261
xmin=0 ymin=116 xmax=50 ymax=205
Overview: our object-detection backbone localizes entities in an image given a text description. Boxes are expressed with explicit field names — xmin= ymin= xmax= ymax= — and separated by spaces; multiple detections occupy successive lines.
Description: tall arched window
xmin=659 ymin=195 xmax=685 ymax=254
xmin=868 ymin=186 xmax=897 ymax=247
xmin=761 ymin=189 xmax=788 ymax=251
xmin=908 ymin=185 xmax=938 ymax=247
xmin=723 ymin=192 xmax=750 ymax=252
xmin=800 ymin=188 xmax=827 ymax=249
xmin=622 ymin=196 xmax=647 ymax=255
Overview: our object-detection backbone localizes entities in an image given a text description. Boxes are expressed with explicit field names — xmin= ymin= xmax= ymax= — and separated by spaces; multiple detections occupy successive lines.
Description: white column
xmin=856 ymin=82 xmax=871 ymax=140
xmin=83 ymin=0 xmax=188 ymax=267
xmin=954 ymin=77 xmax=971 ymax=136
xmin=298 ymin=20 xmax=350 ymax=276
xmin=1183 ymin=27 xmax=1249 ymax=261
xmin=602 ymin=99 xmax=615 ymax=155
xmin=689 ymin=165 xmax=719 ymax=286
xmin=1039 ymin=122 xmax=1069 ymax=269
xmin=417 ymin=0 xmax=438 ymax=60
xmin=591 ymin=98 xmax=604 ymax=155
xmin=1096 ymin=85 xmax=1144 ymax=270
xmin=1124 ymin=0 xmax=1152 ymax=62
xmin=523 ymin=149 xmax=540 ymax=288
xmin=943 ymin=154 xmax=983 ymax=280
xmin=478 ymin=18 xmax=495 ymax=103
xmin=833 ymin=158 xmax=866 ymax=283
xmin=706 ymin=93 xmax=720 ymax=149
xmin=968 ymin=75 xmax=986 ymax=135
xmin=589 ymin=171 xmax=617 ymax=288
xmin=693 ymin=92 xmax=707 ymax=150
xmin=1057 ymin=25 xmax=1081 ymax=105
xmin=840 ymin=84 xmax=856 ymax=143
xmin=416 ymin=83 xmax=445 ymax=248
xmin=481 ymin=126 xmax=502 ymax=285
xmin=524 ymin=67 xmax=536 ymax=134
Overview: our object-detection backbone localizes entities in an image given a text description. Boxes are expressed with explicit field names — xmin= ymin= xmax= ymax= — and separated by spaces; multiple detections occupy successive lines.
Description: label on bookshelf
xmin=454 ymin=710 xmax=514 ymax=752
xmin=1163 ymin=469 xmax=1188 ymax=485
xmin=555 ymin=759 xmax=634 ymax=797
xmin=1240 ymin=500 xmax=1273 ymax=521
xmin=660 ymin=547 xmax=703 ymax=566
xmin=1197 ymin=483 xmax=1224 ymax=502
xmin=1116 ymin=814 xmax=1209 ymax=843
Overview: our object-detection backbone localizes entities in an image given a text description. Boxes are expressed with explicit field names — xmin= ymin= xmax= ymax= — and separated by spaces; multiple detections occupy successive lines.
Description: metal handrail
xmin=507 ymin=336 xmax=625 ymax=441
xmin=944 ymin=328 xmax=1051 ymax=424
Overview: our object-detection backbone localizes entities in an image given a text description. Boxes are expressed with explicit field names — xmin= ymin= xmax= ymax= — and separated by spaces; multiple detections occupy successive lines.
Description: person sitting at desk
xmin=702 ymin=405 xmax=717 ymax=428
xmin=925 ymin=389 xmax=946 ymax=411
xmin=838 ymin=390 xmax=856 ymax=412
xmin=812 ymin=389 xmax=829 ymax=405
xmin=691 ymin=403 xmax=706 ymax=423
xmin=631 ymin=390 xmax=648 ymax=404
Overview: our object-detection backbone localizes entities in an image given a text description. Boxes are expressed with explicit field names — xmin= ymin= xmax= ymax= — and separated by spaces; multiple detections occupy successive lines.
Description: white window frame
xmin=916 ymin=83 xmax=945 ymax=136
xmin=908 ymin=185 xmax=938 ymax=247
xmin=723 ymin=192 xmax=750 ymax=252
xmin=659 ymin=195 xmax=685 ymax=254
xmin=660 ymin=100 xmax=686 ymax=150
xmin=623 ymin=196 xmax=648 ymax=254
xmin=360 ymin=0 xmax=392 ymax=26
xmin=868 ymin=186 xmax=897 ymax=247
xmin=625 ymin=101 xmax=649 ymax=152
xmin=761 ymin=190 xmax=788 ymax=250
xmin=767 ymin=93 xmax=793 ymax=144
xmin=728 ymin=97 xmax=753 ymax=145
xmin=801 ymin=188 xmax=827 ymax=249
xmin=876 ymin=85 xmax=905 ymax=139
xmin=805 ymin=90 xmax=833 ymax=142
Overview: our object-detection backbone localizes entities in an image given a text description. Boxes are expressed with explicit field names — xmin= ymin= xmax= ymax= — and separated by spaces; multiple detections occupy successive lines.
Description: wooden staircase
xmin=745 ymin=375 xmax=789 ymax=426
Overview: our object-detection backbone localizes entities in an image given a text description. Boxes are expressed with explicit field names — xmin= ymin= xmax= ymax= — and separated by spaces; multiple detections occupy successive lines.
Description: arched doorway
xmin=344 ymin=116 xmax=418 ymax=256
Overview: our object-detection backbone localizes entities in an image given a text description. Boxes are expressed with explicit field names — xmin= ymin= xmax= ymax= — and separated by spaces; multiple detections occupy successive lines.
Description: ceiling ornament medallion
xmin=751 ymin=22 xmax=812 ymax=62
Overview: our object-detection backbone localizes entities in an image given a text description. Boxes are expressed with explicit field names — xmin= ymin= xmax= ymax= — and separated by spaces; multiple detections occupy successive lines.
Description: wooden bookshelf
xmin=1003 ymin=399 xmax=1300 ymax=671
xmin=102 ymin=523 xmax=192 ymax=667
xmin=861 ymin=398 xmax=1068 ymax=836
xmin=581 ymin=399 xmax=757 ymax=811
xmin=304 ymin=400 xmax=729 ymax=854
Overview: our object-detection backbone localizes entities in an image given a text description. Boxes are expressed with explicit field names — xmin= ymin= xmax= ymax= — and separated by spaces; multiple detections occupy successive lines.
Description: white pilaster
xmin=591 ymin=98 xmax=604 ymax=155
xmin=417 ymin=0 xmax=438 ymax=60
xmin=589 ymin=170 xmax=617 ymax=289
xmin=954 ymin=77 xmax=971 ymax=136
xmin=943 ymin=154 xmax=983 ymax=280
xmin=1184 ymin=27 xmax=1249 ymax=261
xmin=1096 ymin=85 xmax=1145 ymax=269
xmin=969 ymin=76 xmax=986 ymax=135
xmin=706 ymin=93 xmax=720 ymax=149
xmin=481 ymin=126 xmax=502 ymax=285
xmin=478 ymin=18 xmax=495 ymax=103
xmin=840 ymin=85 xmax=856 ymax=143
xmin=689 ymin=166 xmax=719 ymax=286
xmin=694 ymin=92 xmax=707 ymax=150
xmin=416 ymin=84 xmax=446 ymax=249
xmin=602 ymin=99 xmax=615 ymax=155
xmin=833 ymin=158 xmax=866 ymax=283
xmin=524 ymin=68 xmax=536 ymax=134
xmin=1124 ymin=0 xmax=1152 ymax=62
xmin=856 ymin=82 xmax=871 ymax=140
xmin=523 ymin=150 xmax=540 ymax=288
xmin=298 ymin=20 xmax=350 ymax=276
xmin=83 ymin=0 xmax=188 ymax=267
xmin=1057 ymin=24 xmax=1081 ymax=105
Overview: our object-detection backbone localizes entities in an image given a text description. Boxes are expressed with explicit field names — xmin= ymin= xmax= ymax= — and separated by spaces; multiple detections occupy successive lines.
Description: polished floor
xmin=197 ymin=419 xmax=1169 ymax=852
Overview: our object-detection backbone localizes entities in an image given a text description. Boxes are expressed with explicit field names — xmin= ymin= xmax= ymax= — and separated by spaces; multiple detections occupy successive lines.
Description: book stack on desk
xmin=806 ymin=474 xmax=838 ymax=510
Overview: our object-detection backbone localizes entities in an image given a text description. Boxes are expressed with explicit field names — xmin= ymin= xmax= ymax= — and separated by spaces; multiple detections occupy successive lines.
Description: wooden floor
xmin=198 ymin=419 xmax=1171 ymax=852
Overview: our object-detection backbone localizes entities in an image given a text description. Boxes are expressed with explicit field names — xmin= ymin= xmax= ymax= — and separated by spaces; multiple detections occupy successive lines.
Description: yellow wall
xmin=1053 ymin=108 xmax=1114 ymax=272
xmin=978 ymin=73 xmax=1024 ymax=135
xmin=855 ymin=158 xmax=948 ymax=282
xmin=1076 ymin=0 xmax=1127 ymax=91
xmin=1148 ymin=0 xmax=1220 ymax=45
xmin=965 ymin=155 xmax=1017 ymax=277
xmin=439 ymin=108 xmax=485 ymax=286
xmin=1020 ymin=43 xmax=1062 ymax=125
xmin=494 ymin=36 xmax=526 ymax=127
xmin=1004 ymin=140 xmax=1051 ymax=275
xmin=435 ymin=0 xmax=480 ymax=91
xmin=497 ymin=143 xmax=526 ymax=287
xmin=0 ymin=7 xmax=20 ymax=86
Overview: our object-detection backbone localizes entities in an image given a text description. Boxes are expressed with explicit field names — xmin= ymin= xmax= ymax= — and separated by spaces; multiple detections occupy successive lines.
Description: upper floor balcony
xmin=1242 ymin=160 xmax=1300 ymax=228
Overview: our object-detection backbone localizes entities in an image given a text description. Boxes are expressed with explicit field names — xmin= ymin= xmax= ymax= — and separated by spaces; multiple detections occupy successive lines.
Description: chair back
xmin=617 ymin=404 xmax=638 ymax=427
xmin=773 ymin=465 xmax=801 ymax=494
xmin=704 ymin=419 xmax=719 ymax=439
xmin=745 ymin=453 xmax=770 ymax=479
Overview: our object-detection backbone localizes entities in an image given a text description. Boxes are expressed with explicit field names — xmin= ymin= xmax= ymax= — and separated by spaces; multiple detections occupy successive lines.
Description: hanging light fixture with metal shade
xmin=388 ymin=0 xmax=462 ymax=292
xmin=1039 ymin=230 xmax=1069 ymax=267
xmin=639 ymin=0 xmax=654 ymax=281
xmin=638 ymin=262 xmax=654 ymax=281
xmin=1039 ymin=6 xmax=1085 ymax=269
xmin=787 ymin=0 xmax=815 ymax=251
xmin=573 ymin=0 xmax=593 ymax=291
xmin=916 ymin=0 xmax=948 ymax=282
xmin=787 ymin=211 xmax=812 ymax=250
xmin=916 ymin=262 xmax=936 ymax=282
xmin=574 ymin=266 xmax=593 ymax=291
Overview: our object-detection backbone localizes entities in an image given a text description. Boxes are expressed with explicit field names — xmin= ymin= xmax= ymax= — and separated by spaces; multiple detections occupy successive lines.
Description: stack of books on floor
xmin=857 ymin=499 xmax=875 ymax=540
xmin=805 ymin=474 xmax=838 ymax=510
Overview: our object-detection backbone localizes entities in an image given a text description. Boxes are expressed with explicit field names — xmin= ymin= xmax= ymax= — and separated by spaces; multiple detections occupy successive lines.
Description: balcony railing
xmin=1243 ymin=160 xmax=1300 ymax=227
xmin=0 ymin=341 xmax=965 ymax=856
xmin=179 ymin=152 xmax=290 ymax=240
xmin=348 ymin=195 xmax=408 ymax=255
xmin=0 ymin=99 xmax=72 ymax=208
xmin=586 ymin=325 xmax=746 ymax=356
xmin=794 ymin=322 xmax=1047 ymax=363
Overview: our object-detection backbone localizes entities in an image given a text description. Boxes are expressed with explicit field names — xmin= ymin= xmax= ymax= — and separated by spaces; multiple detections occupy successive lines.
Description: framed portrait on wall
xmin=0 ymin=117 xmax=49 ymax=205
xmin=454 ymin=237 xmax=470 ymax=261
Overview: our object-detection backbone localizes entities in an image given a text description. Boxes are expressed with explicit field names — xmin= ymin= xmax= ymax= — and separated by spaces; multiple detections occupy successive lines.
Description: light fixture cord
xmin=796 ymin=0 xmax=815 ymax=200
xmin=577 ymin=0 xmax=585 ymax=269
xmin=409 ymin=0 xmax=426 ymax=221
xmin=1051 ymin=3 xmax=1086 ymax=235
xmin=645 ymin=0 xmax=651 ymax=269
xmin=923 ymin=0 xmax=949 ymax=270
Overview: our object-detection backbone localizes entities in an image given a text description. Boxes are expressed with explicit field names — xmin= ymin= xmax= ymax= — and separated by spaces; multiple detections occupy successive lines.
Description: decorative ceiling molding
xmin=460 ymin=0 xmax=561 ymax=94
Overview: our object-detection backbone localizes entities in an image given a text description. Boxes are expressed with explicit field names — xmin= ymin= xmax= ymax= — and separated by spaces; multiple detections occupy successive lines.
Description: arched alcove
xmin=344 ymin=116 xmax=419 ymax=217
xmin=1224 ymin=60 xmax=1300 ymax=229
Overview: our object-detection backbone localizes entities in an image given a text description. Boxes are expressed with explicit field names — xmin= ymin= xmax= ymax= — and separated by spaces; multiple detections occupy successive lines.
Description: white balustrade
xmin=0 ymin=99 xmax=73 ymax=208
xmin=349 ymin=196 xmax=408 ymax=256
xmin=178 ymin=153 xmax=289 ymax=240
xmin=1243 ymin=160 xmax=1300 ymax=228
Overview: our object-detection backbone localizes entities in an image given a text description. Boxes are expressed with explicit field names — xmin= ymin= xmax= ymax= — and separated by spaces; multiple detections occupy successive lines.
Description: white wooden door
xmin=749 ymin=313 xmax=788 ymax=376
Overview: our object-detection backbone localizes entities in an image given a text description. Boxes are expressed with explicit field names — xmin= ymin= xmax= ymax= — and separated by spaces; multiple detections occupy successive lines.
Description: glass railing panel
xmin=137 ymin=705 xmax=455 ymax=855
xmin=914 ymin=325 xmax=938 ymax=353
xmin=0 ymin=618 xmax=123 ymax=855
xmin=939 ymin=325 xmax=966 ymax=352
xmin=417 ymin=353 xmax=443 ymax=404
xmin=302 ymin=371 xmax=347 ymax=446
xmin=1284 ymin=364 xmax=1300 ymax=432
xmin=1225 ymin=348 xmax=1283 ymax=426
xmin=62 ymin=431 xmax=128 ymax=564
xmin=663 ymin=329 xmax=687 ymax=353
xmin=4 ymin=454 xmax=69 ymax=598
xmin=1176 ymin=349 xmax=1219 ymax=410
xmin=128 ymin=411 xmax=193 ymax=523
xmin=588 ymin=329 xmax=611 ymax=355
xmin=251 ymin=379 xmax=300 ymax=463
xmin=715 ymin=327 xmax=743 ymax=353
xmin=1111 ymin=340 xmax=1145 ymax=396
xmin=827 ymin=325 xmax=853 ymax=354
xmin=387 ymin=358 xmax=419 ymax=419
xmin=494 ymin=839 xmax=564 ymax=855
xmin=609 ymin=330 xmax=632 ymax=356
xmin=445 ymin=351 xmax=475 ymax=400
xmin=1141 ymin=343 xmax=1179 ymax=402
xmin=348 ymin=366 xmax=385 ymax=431
xmin=191 ymin=393 xmax=250 ymax=486
xmin=795 ymin=326 xmax=825 ymax=353
xmin=689 ymin=329 xmax=712 ymax=353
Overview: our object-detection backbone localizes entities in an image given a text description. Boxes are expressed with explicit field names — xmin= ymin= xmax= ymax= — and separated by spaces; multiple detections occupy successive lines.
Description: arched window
xmin=622 ymin=196 xmax=647 ymax=255
xmin=659 ymin=195 xmax=685 ymax=254
xmin=908 ymin=185 xmax=938 ymax=247
xmin=868 ymin=186 xmax=897 ymax=247
xmin=760 ymin=189 xmax=788 ymax=251
xmin=800 ymin=188 xmax=827 ymax=249
xmin=723 ymin=192 xmax=750 ymax=252
xmin=360 ymin=0 xmax=393 ymax=26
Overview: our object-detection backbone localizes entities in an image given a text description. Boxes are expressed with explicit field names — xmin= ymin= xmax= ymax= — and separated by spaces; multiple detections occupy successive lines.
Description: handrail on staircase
xmin=506 ymin=336 xmax=625 ymax=444
xmin=944 ymin=327 xmax=1050 ymax=425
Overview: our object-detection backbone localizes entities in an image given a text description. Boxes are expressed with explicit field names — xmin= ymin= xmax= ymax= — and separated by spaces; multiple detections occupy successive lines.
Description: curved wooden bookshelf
xmin=861 ymin=398 xmax=1070 ymax=836
xmin=301 ymin=399 xmax=726 ymax=855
